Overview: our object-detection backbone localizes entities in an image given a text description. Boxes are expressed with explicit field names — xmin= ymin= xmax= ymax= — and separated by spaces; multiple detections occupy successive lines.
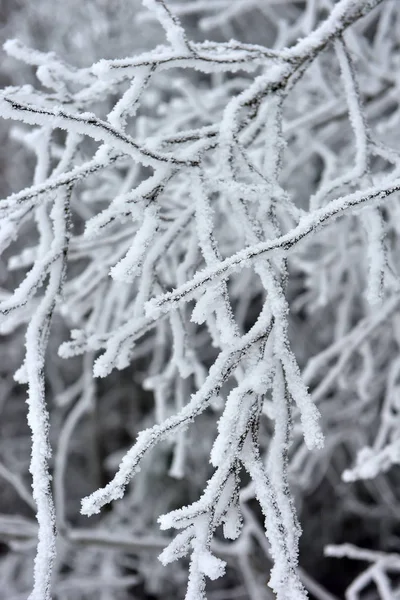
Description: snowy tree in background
xmin=1 ymin=0 xmax=400 ymax=599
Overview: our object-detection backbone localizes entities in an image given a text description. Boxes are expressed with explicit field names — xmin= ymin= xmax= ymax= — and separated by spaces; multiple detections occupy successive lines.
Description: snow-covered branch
xmin=1 ymin=0 xmax=400 ymax=599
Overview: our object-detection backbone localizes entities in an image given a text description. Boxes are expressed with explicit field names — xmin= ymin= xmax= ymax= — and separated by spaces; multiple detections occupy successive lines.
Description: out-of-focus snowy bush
xmin=1 ymin=1 xmax=400 ymax=599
